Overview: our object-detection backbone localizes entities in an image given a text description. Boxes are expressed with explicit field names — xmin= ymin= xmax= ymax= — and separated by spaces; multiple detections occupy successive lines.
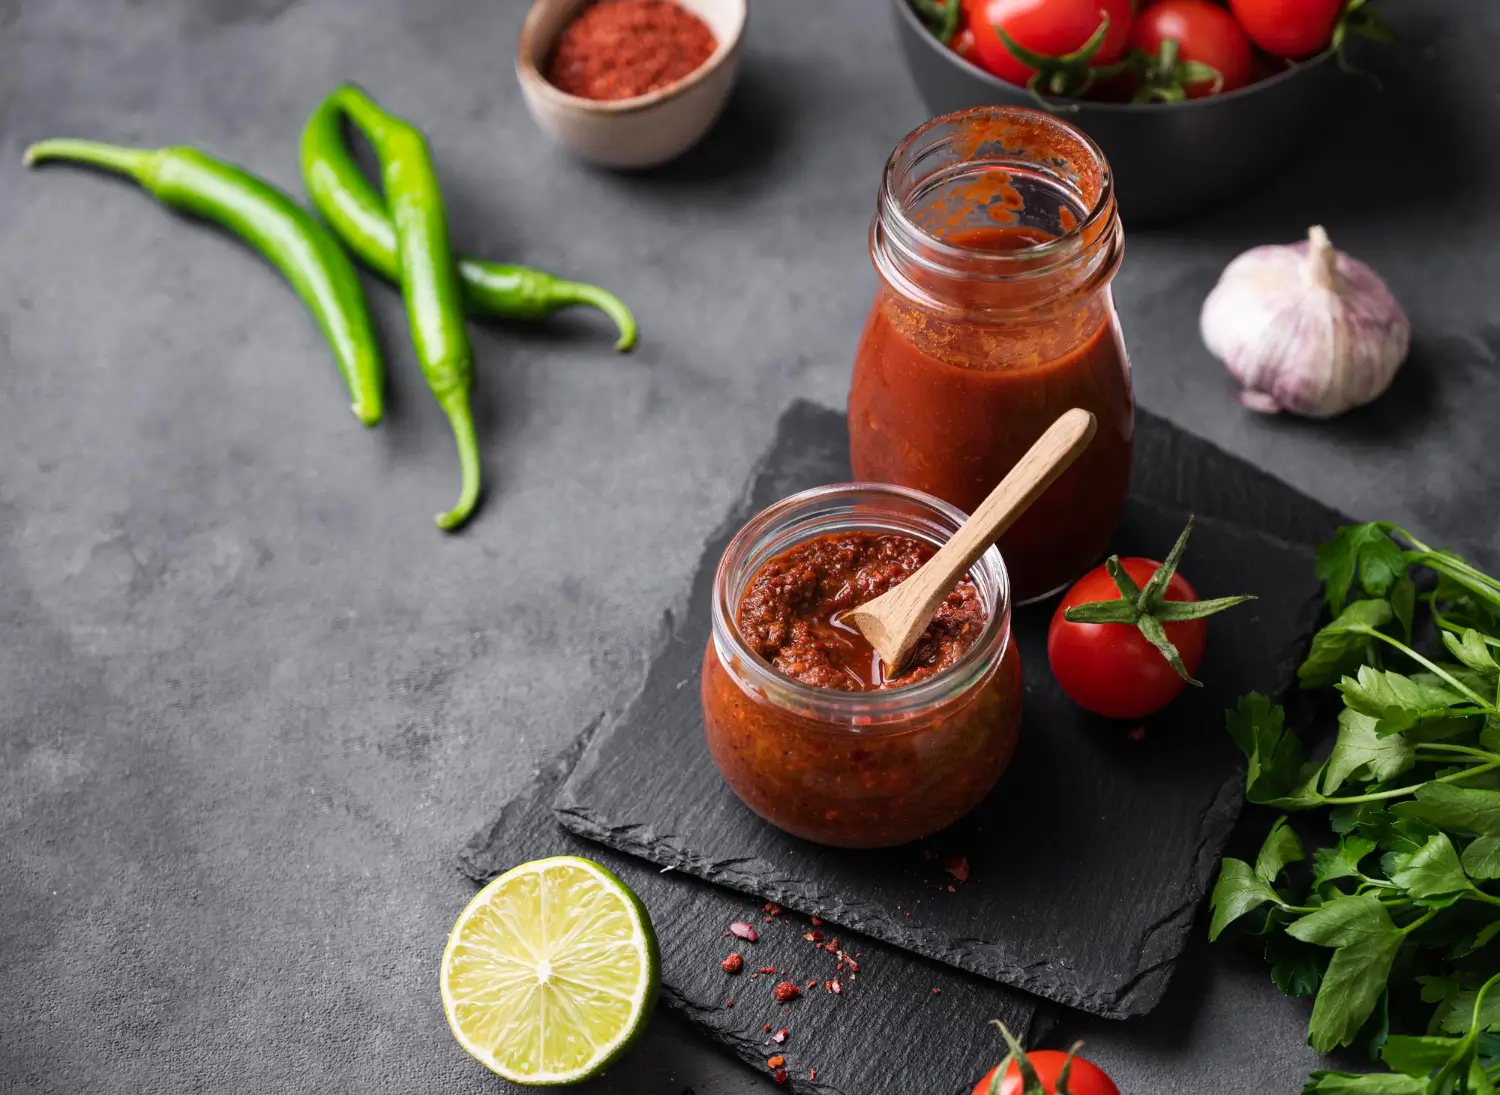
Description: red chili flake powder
xmin=759 ymin=966 xmax=778 ymax=975
xmin=547 ymin=0 xmax=718 ymax=102
xmin=773 ymin=1069 xmax=789 ymax=1086
xmin=932 ymin=987 xmax=942 ymax=995
xmin=763 ymin=1024 xmax=773 ymax=1034
xmin=809 ymin=916 xmax=823 ymax=926
xmin=728 ymin=922 xmax=759 ymax=942
xmin=767 ymin=1055 xmax=786 ymax=1069
xmin=773 ymin=981 xmax=802 ymax=1003
xmin=771 ymin=1026 xmax=789 ymax=1044
xmin=725 ymin=999 xmax=734 ymax=1007
xmin=828 ymin=978 xmax=841 ymax=994
xmin=803 ymin=930 xmax=824 ymax=943
xmin=764 ymin=902 xmax=783 ymax=916
xmin=721 ymin=953 xmax=743 ymax=974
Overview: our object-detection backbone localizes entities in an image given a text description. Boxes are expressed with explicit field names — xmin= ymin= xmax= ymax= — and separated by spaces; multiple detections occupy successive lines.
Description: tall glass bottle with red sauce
xmin=849 ymin=106 xmax=1133 ymax=603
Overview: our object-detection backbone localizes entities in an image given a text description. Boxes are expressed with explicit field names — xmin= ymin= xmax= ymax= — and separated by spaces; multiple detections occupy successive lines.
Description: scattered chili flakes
xmin=809 ymin=916 xmax=823 ymax=925
xmin=931 ymin=987 xmax=942 ymax=995
xmin=759 ymin=966 xmax=778 ymax=975
xmin=809 ymin=1069 xmax=817 ymax=1081
xmin=725 ymin=999 xmax=734 ymax=1008
xmin=721 ymin=953 xmax=743 ymax=974
xmin=806 ymin=979 xmax=818 ymax=989
xmin=771 ymin=1026 xmax=789 ymax=1044
xmin=764 ymin=902 xmax=783 ymax=916
xmin=944 ymin=856 xmax=970 ymax=883
xmin=947 ymin=885 xmax=956 ymax=893
xmin=827 ymin=978 xmax=841 ymax=994
xmin=773 ymin=981 xmax=802 ymax=1002
xmin=763 ymin=1024 xmax=773 ymax=1034
xmin=803 ymin=930 xmax=824 ymax=943
xmin=767 ymin=1055 xmax=786 ymax=1069
xmin=772 ymin=1069 xmax=788 ymax=1086
xmin=727 ymin=922 xmax=759 ymax=942
xmin=1129 ymin=726 xmax=1147 ymax=742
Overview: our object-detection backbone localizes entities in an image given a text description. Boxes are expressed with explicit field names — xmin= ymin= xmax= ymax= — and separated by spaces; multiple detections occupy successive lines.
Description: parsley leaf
xmin=1444 ymin=629 xmax=1500 ymax=681
xmin=1301 ymin=600 xmax=1396 ymax=690
xmin=1379 ymin=1033 xmax=1463 ymax=1076
xmin=1268 ymin=933 xmax=1330 ymax=998
xmin=1313 ymin=833 xmax=1379 ymax=888
xmin=1323 ymin=709 xmax=1416 ymax=796
xmin=1227 ymin=694 xmax=1325 ymax=807
xmin=1288 ymin=896 xmax=1405 ymax=1053
xmin=1209 ymin=858 xmax=1282 ymax=941
xmin=1316 ymin=524 xmax=1403 ymax=614
xmin=1394 ymin=784 xmax=1500 ymax=836
xmin=1301 ymin=1073 xmax=1425 ymax=1093
xmin=1338 ymin=666 xmax=1467 ymax=736
xmin=1387 ymin=833 xmax=1470 ymax=905
xmin=1258 ymin=816 xmax=1305 ymax=883
xmin=1462 ymin=835 xmax=1500 ymax=880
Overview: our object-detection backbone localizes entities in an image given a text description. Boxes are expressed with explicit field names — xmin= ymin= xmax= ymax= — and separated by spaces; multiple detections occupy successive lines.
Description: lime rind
xmin=441 ymin=855 xmax=659 ymax=1086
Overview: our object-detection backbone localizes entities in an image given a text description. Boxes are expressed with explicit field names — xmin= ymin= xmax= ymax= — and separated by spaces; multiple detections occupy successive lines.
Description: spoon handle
xmin=870 ymin=408 xmax=1098 ymax=666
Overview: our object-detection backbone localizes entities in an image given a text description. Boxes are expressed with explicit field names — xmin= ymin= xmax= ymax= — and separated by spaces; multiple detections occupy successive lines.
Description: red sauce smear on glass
xmin=547 ymin=0 xmax=717 ymax=101
xmin=736 ymin=531 xmax=986 ymax=691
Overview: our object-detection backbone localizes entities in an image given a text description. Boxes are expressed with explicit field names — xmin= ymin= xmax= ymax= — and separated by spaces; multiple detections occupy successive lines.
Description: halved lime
xmin=440 ymin=855 xmax=659 ymax=1086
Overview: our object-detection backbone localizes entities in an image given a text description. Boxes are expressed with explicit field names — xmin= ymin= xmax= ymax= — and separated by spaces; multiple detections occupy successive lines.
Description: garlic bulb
xmin=1200 ymin=226 xmax=1410 ymax=418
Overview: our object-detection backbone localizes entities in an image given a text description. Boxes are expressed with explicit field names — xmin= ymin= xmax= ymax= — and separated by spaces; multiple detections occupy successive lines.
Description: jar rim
xmin=872 ymin=106 xmax=1121 ymax=318
xmin=882 ymin=106 xmax=1115 ymax=270
xmin=709 ymin=482 xmax=1013 ymax=727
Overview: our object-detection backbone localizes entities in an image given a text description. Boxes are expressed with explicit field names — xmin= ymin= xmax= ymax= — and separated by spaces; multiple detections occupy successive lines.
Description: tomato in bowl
xmin=890 ymin=0 xmax=1342 ymax=221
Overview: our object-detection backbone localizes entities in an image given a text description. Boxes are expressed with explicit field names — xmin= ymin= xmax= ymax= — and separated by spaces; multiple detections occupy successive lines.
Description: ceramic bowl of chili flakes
xmin=517 ymin=0 xmax=747 ymax=169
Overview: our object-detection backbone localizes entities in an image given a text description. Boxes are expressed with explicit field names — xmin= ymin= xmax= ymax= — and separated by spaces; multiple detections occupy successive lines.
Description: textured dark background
xmin=1 ymin=1 xmax=1495 ymax=1092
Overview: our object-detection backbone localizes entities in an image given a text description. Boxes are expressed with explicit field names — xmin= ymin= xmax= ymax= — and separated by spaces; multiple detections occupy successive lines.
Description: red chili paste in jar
xmin=850 ymin=224 xmax=1133 ymax=602
xmin=851 ymin=107 xmax=1133 ymax=603
xmin=702 ymin=494 xmax=1021 ymax=848
xmin=736 ymin=531 xmax=985 ymax=691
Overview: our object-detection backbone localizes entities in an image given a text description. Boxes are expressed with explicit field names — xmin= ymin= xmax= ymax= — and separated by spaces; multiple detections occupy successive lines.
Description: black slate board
xmin=553 ymin=401 xmax=1344 ymax=1019
xmin=459 ymin=725 xmax=1048 ymax=1095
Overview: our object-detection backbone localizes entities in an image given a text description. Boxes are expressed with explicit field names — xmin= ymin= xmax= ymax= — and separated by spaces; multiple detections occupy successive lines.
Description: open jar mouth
xmin=709 ymin=483 xmax=1013 ymax=727
xmin=872 ymin=106 xmax=1122 ymax=318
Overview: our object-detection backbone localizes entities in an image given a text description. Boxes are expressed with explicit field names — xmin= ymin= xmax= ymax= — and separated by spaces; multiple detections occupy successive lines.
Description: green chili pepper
xmin=322 ymin=84 xmax=480 ymax=531
xmin=299 ymin=96 xmax=637 ymax=352
xmin=23 ymin=138 xmax=385 ymax=427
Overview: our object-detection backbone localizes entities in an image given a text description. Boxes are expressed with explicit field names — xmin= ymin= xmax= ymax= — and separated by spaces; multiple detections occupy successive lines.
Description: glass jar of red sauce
xmin=701 ymin=483 xmax=1021 ymax=849
xmin=849 ymin=106 xmax=1133 ymax=603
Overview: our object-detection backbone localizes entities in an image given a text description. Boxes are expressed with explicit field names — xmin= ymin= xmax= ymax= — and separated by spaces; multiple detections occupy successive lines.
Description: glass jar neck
xmin=871 ymin=106 xmax=1123 ymax=321
xmin=709 ymin=483 xmax=1013 ymax=728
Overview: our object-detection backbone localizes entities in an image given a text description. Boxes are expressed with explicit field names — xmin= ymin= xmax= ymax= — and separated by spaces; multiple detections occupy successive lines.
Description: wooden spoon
xmin=843 ymin=408 xmax=1098 ymax=673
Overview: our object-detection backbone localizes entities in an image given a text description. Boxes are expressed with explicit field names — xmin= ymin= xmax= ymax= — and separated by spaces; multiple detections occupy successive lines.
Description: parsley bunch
xmin=1210 ymin=522 xmax=1500 ymax=1093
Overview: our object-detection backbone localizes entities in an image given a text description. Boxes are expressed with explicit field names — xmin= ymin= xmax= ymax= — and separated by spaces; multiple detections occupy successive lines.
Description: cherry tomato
xmin=971 ymin=1050 xmax=1120 ymax=1095
xmin=952 ymin=25 xmax=980 ymax=63
xmin=1048 ymin=558 xmax=1205 ymax=720
xmin=1130 ymin=0 xmax=1254 ymax=97
xmin=1229 ymin=0 xmax=1344 ymax=58
xmin=961 ymin=0 xmax=1135 ymax=89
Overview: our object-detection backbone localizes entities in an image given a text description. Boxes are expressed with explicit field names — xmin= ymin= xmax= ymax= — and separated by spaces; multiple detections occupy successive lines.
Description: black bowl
xmin=892 ymin=0 xmax=1342 ymax=223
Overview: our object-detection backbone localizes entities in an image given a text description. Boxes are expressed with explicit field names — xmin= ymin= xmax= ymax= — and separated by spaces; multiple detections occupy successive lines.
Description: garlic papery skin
xmin=1200 ymin=226 xmax=1411 ymax=418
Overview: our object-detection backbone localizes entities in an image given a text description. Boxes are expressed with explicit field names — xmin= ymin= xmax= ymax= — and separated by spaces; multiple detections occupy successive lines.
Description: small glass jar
xmin=849 ymin=106 xmax=1134 ymax=603
xmin=701 ymin=483 xmax=1021 ymax=849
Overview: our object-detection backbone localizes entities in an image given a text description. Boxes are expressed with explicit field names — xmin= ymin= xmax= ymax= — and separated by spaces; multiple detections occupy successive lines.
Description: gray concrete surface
xmin=1 ymin=1 xmax=1495 ymax=1092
